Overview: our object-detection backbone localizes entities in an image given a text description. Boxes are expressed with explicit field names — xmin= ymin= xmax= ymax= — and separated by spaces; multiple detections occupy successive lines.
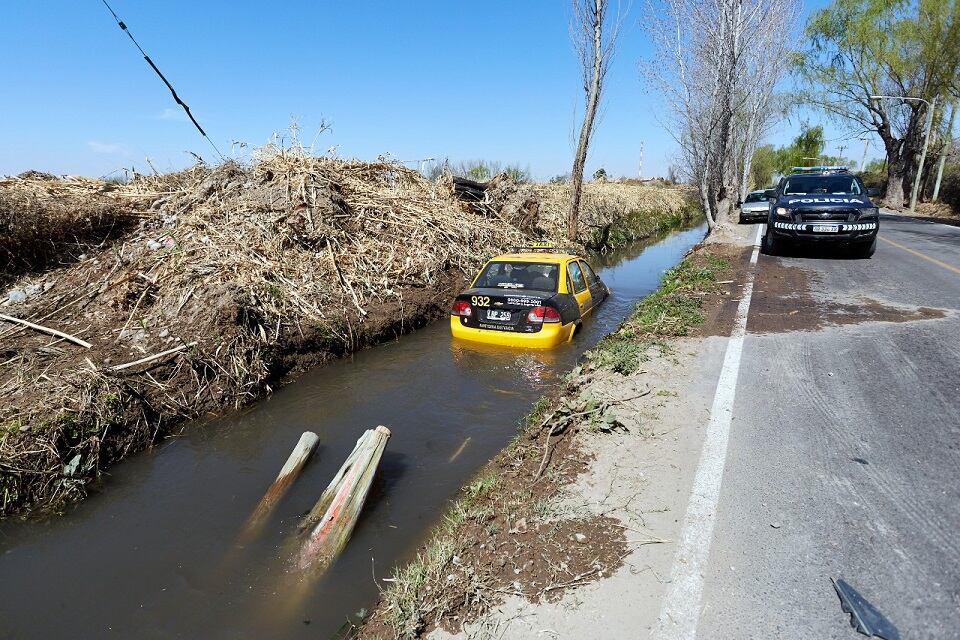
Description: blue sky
xmin=1 ymin=1 xmax=862 ymax=180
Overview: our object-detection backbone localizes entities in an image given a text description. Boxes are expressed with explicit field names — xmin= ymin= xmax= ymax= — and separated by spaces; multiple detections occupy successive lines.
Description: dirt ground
xmin=893 ymin=201 xmax=960 ymax=227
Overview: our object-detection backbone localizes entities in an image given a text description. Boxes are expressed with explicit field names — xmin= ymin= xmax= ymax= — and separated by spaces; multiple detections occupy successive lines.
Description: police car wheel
xmin=851 ymin=237 xmax=877 ymax=259
xmin=762 ymin=228 xmax=778 ymax=255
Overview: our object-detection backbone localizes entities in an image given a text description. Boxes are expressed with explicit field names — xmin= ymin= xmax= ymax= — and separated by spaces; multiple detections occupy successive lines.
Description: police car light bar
xmin=790 ymin=165 xmax=850 ymax=174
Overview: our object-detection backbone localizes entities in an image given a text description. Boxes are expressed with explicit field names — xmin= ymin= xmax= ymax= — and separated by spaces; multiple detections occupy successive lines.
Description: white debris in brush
xmin=6 ymin=289 xmax=27 ymax=304
xmin=147 ymin=240 xmax=163 ymax=250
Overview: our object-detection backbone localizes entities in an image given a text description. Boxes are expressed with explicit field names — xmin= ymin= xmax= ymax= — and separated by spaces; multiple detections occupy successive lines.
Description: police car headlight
xmin=860 ymin=207 xmax=879 ymax=219
xmin=775 ymin=207 xmax=791 ymax=218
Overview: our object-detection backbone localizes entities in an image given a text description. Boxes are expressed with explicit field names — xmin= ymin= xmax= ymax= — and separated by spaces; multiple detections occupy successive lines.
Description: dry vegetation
xmin=0 ymin=173 xmax=138 ymax=284
xmin=534 ymin=181 xmax=697 ymax=249
xmin=0 ymin=148 xmax=694 ymax=517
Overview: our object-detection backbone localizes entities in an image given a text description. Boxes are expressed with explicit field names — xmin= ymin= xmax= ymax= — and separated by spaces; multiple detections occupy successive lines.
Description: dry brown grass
xmin=535 ymin=181 xmax=697 ymax=249
xmin=0 ymin=173 xmax=141 ymax=283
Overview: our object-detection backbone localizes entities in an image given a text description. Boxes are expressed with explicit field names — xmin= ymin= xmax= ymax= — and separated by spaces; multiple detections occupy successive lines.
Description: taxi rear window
xmin=475 ymin=262 xmax=559 ymax=292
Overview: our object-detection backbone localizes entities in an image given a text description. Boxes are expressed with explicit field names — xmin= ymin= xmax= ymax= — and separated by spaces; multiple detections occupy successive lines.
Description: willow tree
xmin=795 ymin=0 xmax=960 ymax=207
xmin=567 ymin=0 xmax=621 ymax=241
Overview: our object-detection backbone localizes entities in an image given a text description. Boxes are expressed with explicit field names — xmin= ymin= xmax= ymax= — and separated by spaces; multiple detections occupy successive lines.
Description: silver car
xmin=739 ymin=190 xmax=770 ymax=223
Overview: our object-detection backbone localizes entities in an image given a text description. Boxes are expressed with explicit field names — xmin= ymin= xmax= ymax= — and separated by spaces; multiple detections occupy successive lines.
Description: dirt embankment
xmin=0 ymin=152 xmax=694 ymax=518
xmin=356 ymin=245 xmax=738 ymax=639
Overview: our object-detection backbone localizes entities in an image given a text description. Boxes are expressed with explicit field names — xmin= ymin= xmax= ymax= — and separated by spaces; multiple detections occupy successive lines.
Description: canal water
xmin=0 ymin=224 xmax=706 ymax=639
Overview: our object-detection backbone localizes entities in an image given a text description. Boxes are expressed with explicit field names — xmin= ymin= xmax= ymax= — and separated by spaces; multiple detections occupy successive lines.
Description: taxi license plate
xmin=486 ymin=310 xmax=511 ymax=321
xmin=812 ymin=224 xmax=840 ymax=233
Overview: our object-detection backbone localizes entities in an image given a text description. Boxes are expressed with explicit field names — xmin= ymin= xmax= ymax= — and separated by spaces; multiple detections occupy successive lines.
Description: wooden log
xmin=239 ymin=431 xmax=320 ymax=543
xmin=297 ymin=425 xmax=391 ymax=571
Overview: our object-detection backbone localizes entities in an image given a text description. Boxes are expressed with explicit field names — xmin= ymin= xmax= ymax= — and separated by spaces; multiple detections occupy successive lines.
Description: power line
xmin=98 ymin=0 xmax=224 ymax=161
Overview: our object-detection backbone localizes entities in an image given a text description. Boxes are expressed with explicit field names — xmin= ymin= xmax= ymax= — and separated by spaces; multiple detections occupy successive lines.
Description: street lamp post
xmin=870 ymin=94 xmax=938 ymax=213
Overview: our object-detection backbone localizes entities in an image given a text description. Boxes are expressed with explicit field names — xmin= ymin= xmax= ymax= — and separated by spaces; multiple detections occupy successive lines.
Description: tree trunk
xmin=884 ymin=154 xmax=907 ymax=208
xmin=568 ymin=0 xmax=604 ymax=241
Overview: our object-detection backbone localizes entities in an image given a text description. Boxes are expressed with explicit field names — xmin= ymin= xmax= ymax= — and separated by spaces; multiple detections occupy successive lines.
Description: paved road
xmin=698 ymin=214 xmax=960 ymax=638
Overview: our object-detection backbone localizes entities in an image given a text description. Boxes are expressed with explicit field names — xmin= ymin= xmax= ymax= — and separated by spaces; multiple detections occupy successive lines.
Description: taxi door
xmin=566 ymin=260 xmax=593 ymax=317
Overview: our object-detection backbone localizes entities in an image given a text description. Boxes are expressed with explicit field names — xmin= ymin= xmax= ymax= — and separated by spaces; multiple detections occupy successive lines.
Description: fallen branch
xmin=0 ymin=313 xmax=92 ymax=348
xmin=110 ymin=342 xmax=197 ymax=371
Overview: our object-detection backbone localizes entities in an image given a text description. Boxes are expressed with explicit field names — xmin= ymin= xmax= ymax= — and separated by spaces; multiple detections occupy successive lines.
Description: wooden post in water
xmin=239 ymin=431 xmax=320 ymax=544
xmin=297 ymin=426 xmax=391 ymax=572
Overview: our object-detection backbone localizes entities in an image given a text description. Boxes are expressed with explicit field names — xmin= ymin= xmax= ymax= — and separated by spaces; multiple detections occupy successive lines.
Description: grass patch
xmin=588 ymin=251 xmax=728 ymax=375
xmin=379 ymin=469 xmax=501 ymax=637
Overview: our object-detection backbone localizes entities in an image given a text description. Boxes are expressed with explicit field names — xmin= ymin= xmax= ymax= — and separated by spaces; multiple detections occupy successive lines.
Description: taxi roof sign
xmin=508 ymin=242 xmax=579 ymax=255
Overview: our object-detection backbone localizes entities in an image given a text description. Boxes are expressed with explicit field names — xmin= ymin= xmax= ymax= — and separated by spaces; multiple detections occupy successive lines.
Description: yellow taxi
xmin=450 ymin=243 xmax=609 ymax=348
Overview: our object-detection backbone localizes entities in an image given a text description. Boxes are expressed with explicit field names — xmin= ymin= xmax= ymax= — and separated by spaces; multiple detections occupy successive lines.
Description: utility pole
xmin=638 ymin=141 xmax=644 ymax=179
xmin=859 ymin=139 xmax=870 ymax=172
xmin=910 ymin=96 xmax=937 ymax=211
xmin=837 ymin=144 xmax=847 ymax=164
xmin=932 ymin=101 xmax=956 ymax=202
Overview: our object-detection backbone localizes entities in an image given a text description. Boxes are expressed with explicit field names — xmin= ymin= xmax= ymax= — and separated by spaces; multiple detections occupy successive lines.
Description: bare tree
xmin=568 ymin=0 xmax=622 ymax=240
xmin=643 ymin=0 xmax=798 ymax=231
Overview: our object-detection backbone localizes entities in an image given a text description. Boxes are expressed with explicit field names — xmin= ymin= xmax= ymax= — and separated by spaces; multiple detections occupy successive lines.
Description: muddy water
xmin=0 ymin=224 xmax=705 ymax=639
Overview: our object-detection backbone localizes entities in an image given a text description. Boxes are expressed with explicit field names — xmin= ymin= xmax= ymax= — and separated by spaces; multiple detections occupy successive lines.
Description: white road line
xmin=653 ymin=228 xmax=761 ymax=640
xmin=750 ymin=223 xmax=764 ymax=264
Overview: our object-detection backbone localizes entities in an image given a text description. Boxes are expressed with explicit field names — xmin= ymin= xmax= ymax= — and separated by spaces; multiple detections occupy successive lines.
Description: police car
xmin=762 ymin=166 xmax=880 ymax=258
xmin=450 ymin=243 xmax=608 ymax=348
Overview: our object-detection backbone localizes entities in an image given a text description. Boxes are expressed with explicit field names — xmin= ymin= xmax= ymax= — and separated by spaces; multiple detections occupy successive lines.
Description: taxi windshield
xmin=475 ymin=261 xmax=559 ymax=292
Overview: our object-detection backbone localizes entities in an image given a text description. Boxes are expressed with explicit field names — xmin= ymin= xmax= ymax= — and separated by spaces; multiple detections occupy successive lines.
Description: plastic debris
xmin=832 ymin=577 xmax=901 ymax=640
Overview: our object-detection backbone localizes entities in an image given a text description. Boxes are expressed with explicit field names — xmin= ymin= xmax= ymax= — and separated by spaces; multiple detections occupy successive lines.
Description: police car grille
xmin=799 ymin=209 xmax=855 ymax=221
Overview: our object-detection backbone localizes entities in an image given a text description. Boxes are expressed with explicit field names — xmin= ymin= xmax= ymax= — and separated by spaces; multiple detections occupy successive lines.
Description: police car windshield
xmin=476 ymin=262 xmax=559 ymax=292
xmin=783 ymin=175 xmax=862 ymax=195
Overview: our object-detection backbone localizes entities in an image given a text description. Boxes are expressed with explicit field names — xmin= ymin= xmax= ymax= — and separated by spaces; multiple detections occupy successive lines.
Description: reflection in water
xmin=0 ymin=224 xmax=706 ymax=640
